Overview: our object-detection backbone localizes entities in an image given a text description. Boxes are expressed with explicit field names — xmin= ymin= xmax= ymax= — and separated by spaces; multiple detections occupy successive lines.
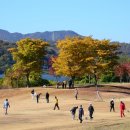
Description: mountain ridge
xmin=0 ymin=29 xmax=80 ymax=42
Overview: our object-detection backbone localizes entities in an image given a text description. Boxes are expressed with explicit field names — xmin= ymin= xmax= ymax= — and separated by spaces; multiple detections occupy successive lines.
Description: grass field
xmin=0 ymin=83 xmax=130 ymax=130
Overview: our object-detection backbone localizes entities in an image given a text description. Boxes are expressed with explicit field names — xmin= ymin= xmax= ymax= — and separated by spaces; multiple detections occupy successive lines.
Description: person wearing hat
xmin=79 ymin=105 xmax=84 ymax=123
xmin=88 ymin=103 xmax=94 ymax=119
xmin=110 ymin=99 xmax=115 ymax=112
xmin=70 ymin=106 xmax=78 ymax=120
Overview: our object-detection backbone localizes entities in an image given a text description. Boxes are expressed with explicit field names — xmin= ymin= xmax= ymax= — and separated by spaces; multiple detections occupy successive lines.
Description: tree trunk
xmin=88 ymin=75 xmax=91 ymax=84
xmin=94 ymin=73 xmax=98 ymax=91
xmin=120 ymin=76 xmax=122 ymax=83
xmin=94 ymin=73 xmax=103 ymax=101
xmin=26 ymin=73 xmax=30 ymax=87
xmin=11 ymin=78 xmax=13 ymax=88
xmin=72 ymin=76 xmax=75 ymax=88
xmin=16 ymin=78 xmax=19 ymax=88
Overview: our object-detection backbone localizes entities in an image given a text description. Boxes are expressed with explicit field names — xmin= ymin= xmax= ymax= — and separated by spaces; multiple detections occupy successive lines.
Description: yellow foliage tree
xmin=52 ymin=36 xmax=119 ymax=93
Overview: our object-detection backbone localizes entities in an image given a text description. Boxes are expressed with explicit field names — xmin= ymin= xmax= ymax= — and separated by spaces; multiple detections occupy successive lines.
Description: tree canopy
xmin=52 ymin=36 xmax=120 ymax=89
xmin=7 ymin=38 xmax=48 ymax=87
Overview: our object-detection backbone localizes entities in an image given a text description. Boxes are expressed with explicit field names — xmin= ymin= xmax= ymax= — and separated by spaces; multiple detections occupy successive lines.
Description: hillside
xmin=0 ymin=29 xmax=130 ymax=74
xmin=0 ymin=29 xmax=80 ymax=42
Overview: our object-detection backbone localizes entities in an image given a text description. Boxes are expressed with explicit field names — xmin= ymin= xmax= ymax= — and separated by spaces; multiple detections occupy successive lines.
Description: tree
xmin=114 ymin=62 xmax=130 ymax=82
xmin=52 ymin=36 xmax=119 ymax=99
xmin=52 ymin=37 xmax=89 ymax=88
xmin=8 ymin=38 xmax=48 ymax=87
xmin=84 ymin=39 xmax=119 ymax=88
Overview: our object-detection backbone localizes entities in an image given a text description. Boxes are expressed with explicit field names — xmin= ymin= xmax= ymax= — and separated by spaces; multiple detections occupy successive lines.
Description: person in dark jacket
xmin=70 ymin=106 xmax=78 ymax=120
xmin=88 ymin=103 xmax=94 ymax=119
xmin=110 ymin=99 xmax=115 ymax=112
xmin=46 ymin=92 xmax=49 ymax=103
xmin=79 ymin=105 xmax=84 ymax=123
xmin=36 ymin=93 xmax=42 ymax=103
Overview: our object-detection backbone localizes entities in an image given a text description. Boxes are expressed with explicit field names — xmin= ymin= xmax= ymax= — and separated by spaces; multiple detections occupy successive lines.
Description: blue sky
xmin=0 ymin=0 xmax=130 ymax=42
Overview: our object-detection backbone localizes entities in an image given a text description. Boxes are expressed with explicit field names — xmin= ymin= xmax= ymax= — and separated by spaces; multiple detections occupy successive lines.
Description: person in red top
xmin=120 ymin=101 xmax=125 ymax=118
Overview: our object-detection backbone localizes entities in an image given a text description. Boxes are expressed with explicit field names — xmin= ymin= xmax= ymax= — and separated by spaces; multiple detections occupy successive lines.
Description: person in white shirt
xmin=3 ymin=99 xmax=10 ymax=115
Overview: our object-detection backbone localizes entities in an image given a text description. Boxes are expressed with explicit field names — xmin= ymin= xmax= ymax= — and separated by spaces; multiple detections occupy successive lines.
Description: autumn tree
xmin=8 ymin=38 xmax=48 ymax=87
xmin=52 ymin=36 xmax=119 ymax=100
xmin=114 ymin=62 xmax=130 ymax=82
xmin=52 ymin=37 xmax=89 ymax=88
xmin=84 ymin=38 xmax=119 ymax=89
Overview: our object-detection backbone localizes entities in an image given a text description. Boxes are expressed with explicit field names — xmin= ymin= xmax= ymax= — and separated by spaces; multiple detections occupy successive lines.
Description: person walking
xmin=3 ymin=99 xmax=10 ymax=115
xmin=110 ymin=99 xmax=115 ymax=112
xmin=88 ymin=103 xmax=94 ymax=120
xmin=79 ymin=105 xmax=84 ymax=123
xmin=120 ymin=101 xmax=125 ymax=118
xmin=46 ymin=92 xmax=49 ymax=103
xmin=70 ymin=106 xmax=78 ymax=120
xmin=54 ymin=96 xmax=60 ymax=110
xmin=75 ymin=88 xmax=78 ymax=100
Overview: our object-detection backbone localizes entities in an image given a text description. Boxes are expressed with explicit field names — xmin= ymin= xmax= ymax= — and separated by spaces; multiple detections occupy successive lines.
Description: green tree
xmin=8 ymin=38 xmax=48 ymax=87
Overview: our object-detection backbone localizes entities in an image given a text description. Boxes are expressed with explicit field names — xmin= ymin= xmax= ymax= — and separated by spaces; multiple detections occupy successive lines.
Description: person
xmin=69 ymin=79 xmax=72 ymax=89
xmin=62 ymin=81 xmax=65 ymax=89
xmin=120 ymin=101 xmax=125 ymax=118
xmin=88 ymin=103 xmax=94 ymax=119
xmin=31 ymin=89 xmax=35 ymax=99
xmin=79 ymin=105 xmax=84 ymax=123
xmin=110 ymin=99 xmax=115 ymax=112
xmin=3 ymin=99 xmax=10 ymax=115
xmin=56 ymin=81 xmax=60 ymax=88
xmin=75 ymin=88 xmax=78 ymax=100
xmin=36 ymin=93 xmax=42 ymax=103
xmin=63 ymin=80 xmax=67 ymax=88
xmin=54 ymin=96 xmax=60 ymax=110
xmin=70 ymin=106 xmax=78 ymax=120
xmin=46 ymin=92 xmax=49 ymax=103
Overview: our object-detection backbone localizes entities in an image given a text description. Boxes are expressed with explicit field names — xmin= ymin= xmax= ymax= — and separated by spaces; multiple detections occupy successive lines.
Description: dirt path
xmin=0 ymin=85 xmax=130 ymax=130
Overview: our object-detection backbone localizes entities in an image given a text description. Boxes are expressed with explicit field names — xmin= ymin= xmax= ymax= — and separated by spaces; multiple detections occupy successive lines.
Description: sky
xmin=0 ymin=0 xmax=130 ymax=43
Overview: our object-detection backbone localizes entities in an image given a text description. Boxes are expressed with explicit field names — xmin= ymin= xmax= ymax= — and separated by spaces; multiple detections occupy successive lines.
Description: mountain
xmin=0 ymin=29 xmax=80 ymax=42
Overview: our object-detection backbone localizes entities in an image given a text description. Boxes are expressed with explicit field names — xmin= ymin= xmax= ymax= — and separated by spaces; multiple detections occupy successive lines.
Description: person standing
xmin=110 ymin=99 xmax=115 ymax=112
xmin=88 ymin=103 xmax=94 ymax=119
xmin=54 ymin=96 xmax=60 ymax=110
xmin=120 ymin=101 xmax=125 ymax=118
xmin=70 ymin=106 xmax=78 ymax=120
xmin=75 ymin=88 xmax=78 ymax=100
xmin=46 ymin=92 xmax=49 ymax=103
xmin=31 ymin=89 xmax=35 ymax=99
xmin=62 ymin=81 xmax=65 ymax=89
xmin=79 ymin=105 xmax=84 ymax=123
xmin=36 ymin=93 xmax=41 ymax=103
xmin=63 ymin=80 xmax=67 ymax=89
xmin=69 ymin=79 xmax=72 ymax=89
xmin=3 ymin=99 xmax=10 ymax=115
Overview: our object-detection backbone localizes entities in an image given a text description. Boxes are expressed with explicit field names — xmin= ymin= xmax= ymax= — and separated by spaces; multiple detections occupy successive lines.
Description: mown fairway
xmin=0 ymin=83 xmax=130 ymax=130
